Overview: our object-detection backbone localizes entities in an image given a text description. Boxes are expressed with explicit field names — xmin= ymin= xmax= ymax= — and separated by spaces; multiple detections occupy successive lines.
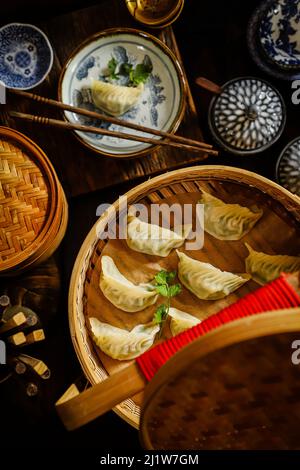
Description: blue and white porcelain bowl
xmin=58 ymin=28 xmax=186 ymax=158
xmin=260 ymin=0 xmax=300 ymax=69
xmin=0 ymin=23 xmax=53 ymax=90
xmin=248 ymin=0 xmax=300 ymax=81
xmin=276 ymin=137 xmax=300 ymax=196
xmin=208 ymin=77 xmax=286 ymax=156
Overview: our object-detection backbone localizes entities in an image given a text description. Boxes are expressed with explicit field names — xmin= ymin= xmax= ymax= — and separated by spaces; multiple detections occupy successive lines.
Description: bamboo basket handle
xmin=57 ymin=308 xmax=300 ymax=431
xmin=56 ymin=362 xmax=145 ymax=431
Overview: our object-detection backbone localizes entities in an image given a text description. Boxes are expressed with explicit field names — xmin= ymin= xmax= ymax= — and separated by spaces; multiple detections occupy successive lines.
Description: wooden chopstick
xmin=9 ymin=111 xmax=219 ymax=156
xmin=10 ymin=88 xmax=214 ymax=151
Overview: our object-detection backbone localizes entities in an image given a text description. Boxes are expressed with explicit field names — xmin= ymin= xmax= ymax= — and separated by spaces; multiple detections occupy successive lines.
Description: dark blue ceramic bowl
xmin=260 ymin=0 xmax=300 ymax=69
xmin=276 ymin=137 xmax=300 ymax=196
xmin=0 ymin=23 xmax=53 ymax=89
xmin=247 ymin=0 xmax=300 ymax=81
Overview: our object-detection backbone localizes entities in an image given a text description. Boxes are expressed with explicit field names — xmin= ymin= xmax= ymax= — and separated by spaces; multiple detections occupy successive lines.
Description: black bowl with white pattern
xmin=276 ymin=137 xmax=300 ymax=196
xmin=208 ymin=77 xmax=286 ymax=156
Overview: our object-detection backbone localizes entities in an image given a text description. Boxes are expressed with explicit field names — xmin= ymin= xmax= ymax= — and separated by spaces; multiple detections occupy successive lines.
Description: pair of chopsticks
xmin=8 ymin=89 xmax=218 ymax=156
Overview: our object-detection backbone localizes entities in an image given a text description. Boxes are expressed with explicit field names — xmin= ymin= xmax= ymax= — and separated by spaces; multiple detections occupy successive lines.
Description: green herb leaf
xmin=131 ymin=63 xmax=152 ymax=86
xmin=154 ymin=270 xmax=168 ymax=285
xmin=165 ymin=271 xmax=177 ymax=283
xmin=168 ymin=284 xmax=182 ymax=298
xmin=107 ymin=57 xmax=118 ymax=80
xmin=154 ymin=304 xmax=168 ymax=324
xmin=153 ymin=269 xmax=181 ymax=336
xmin=155 ymin=284 xmax=169 ymax=297
xmin=154 ymin=270 xmax=177 ymax=286
xmin=106 ymin=55 xmax=152 ymax=86
xmin=119 ymin=62 xmax=133 ymax=76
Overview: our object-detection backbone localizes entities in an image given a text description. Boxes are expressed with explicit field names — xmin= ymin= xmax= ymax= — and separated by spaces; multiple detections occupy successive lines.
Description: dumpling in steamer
xmin=126 ymin=215 xmax=192 ymax=257
xmin=99 ymin=255 xmax=158 ymax=312
xmin=90 ymin=317 xmax=159 ymax=360
xmin=91 ymin=79 xmax=144 ymax=116
xmin=199 ymin=190 xmax=263 ymax=240
xmin=177 ymin=250 xmax=250 ymax=300
xmin=245 ymin=243 xmax=300 ymax=285
xmin=168 ymin=307 xmax=201 ymax=336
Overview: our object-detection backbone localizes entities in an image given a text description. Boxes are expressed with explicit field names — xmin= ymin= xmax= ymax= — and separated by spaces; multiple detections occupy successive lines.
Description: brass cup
xmin=125 ymin=0 xmax=185 ymax=28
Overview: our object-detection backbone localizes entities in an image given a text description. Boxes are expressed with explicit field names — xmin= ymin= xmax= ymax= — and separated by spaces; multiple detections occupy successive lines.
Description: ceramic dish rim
xmin=58 ymin=27 xmax=187 ymax=159
xmin=0 ymin=22 xmax=54 ymax=90
xmin=276 ymin=135 xmax=300 ymax=196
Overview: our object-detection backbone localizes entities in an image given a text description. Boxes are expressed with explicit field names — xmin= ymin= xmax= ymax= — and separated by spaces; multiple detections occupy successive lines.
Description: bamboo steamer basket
xmin=68 ymin=165 xmax=300 ymax=429
xmin=140 ymin=308 xmax=300 ymax=450
xmin=0 ymin=127 xmax=68 ymax=276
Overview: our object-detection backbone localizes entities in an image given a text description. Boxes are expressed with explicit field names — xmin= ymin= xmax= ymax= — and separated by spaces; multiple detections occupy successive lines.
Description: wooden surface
xmin=0 ymin=0 xmax=206 ymax=197
xmin=2 ymin=0 xmax=300 ymax=453
xmin=68 ymin=166 xmax=300 ymax=428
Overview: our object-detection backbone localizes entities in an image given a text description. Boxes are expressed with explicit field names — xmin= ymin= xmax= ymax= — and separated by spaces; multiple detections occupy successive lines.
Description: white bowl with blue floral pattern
xmin=58 ymin=28 xmax=186 ymax=158
xmin=0 ymin=23 xmax=53 ymax=90
xmin=260 ymin=0 xmax=300 ymax=69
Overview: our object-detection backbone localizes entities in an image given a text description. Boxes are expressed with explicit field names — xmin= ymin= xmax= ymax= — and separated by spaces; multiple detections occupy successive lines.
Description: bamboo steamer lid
xmin=140 ymin=309 xmax=300 ymax=450
xmin=0 ymin=126 xmax=67 ymax=275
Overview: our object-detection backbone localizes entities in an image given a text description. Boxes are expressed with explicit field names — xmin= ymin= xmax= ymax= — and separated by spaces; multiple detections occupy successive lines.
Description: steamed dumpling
xmin=126 ymin=215 xmax=192 ymax=257
xmin=90 ymin=317 xmax=159 ymax=360
xmin=177 ymin=250 xmax=249 ymax=300
xmin=168 ymin=307 xmax=201 ymax=336
xmin=99 ymin=255 xmax=158 ymax=312
xmin=199 ymin=191 xmax=263 ymax=240
xmin=91 ymin=79 xmax=144 ymax=116
xmin=245 ymin=243 xmax=300 ymax=285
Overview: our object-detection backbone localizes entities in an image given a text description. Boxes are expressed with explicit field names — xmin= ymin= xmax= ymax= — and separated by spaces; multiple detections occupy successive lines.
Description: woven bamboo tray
xmin=0 ymin=127 xmax=68 ymax=276
xmin=68 ymin=165 xmax=300 ymax=428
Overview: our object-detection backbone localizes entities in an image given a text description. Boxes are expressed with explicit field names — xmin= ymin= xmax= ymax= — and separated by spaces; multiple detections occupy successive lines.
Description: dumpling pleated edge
xmin=176 ymin=250 xmax=250 ymax=300
xmin=199 ymin=190 xmax=263 ymax=241
xmin=126 ymin=214 xmax=193 ymax=257
xmin=245 ymin=243 xmax=300 ymax=285
xmin=89 ymin=317 xmax=160 ymax=360
xmin=99 ymin=255 xmax=158 ymax=312
xmin=168 ymin=307 xmax=201 ymax=336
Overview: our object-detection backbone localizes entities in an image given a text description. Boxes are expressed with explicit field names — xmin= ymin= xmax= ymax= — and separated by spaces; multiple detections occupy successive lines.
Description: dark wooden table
xmin=1 ymin=0 xmax=300 ymax=452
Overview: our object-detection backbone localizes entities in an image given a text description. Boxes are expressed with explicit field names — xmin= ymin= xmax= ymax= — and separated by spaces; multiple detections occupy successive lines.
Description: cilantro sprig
xmin=106 ymin=54 xmax=153 ymax=86
xmin=153 ymin=270 xmax=181 ymax=336
xmin=107 ymin=57 xmax=118 ymax=80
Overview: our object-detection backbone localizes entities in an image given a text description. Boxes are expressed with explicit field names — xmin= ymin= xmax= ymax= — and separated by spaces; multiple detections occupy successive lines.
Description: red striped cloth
xmin=137 ymin=274 xmax=300 ymax=381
